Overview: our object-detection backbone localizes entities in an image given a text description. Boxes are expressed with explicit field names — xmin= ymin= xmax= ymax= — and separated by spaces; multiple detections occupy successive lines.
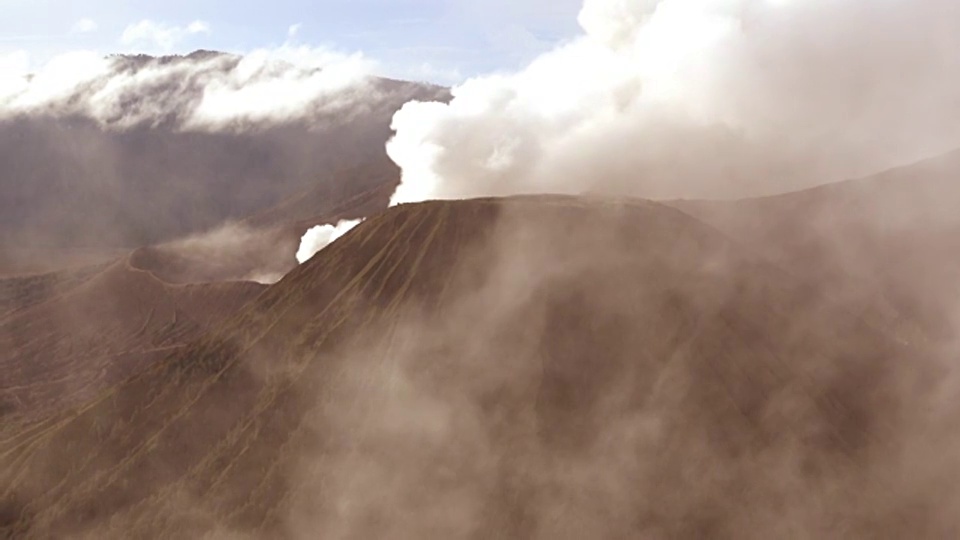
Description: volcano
xmin=2 ymin=189 xmax=949 ymax=538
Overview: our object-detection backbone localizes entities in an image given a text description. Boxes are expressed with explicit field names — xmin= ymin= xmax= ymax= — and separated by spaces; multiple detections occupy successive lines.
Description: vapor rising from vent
xmin=387 ymin=0 xmax=960 ymax=204
xmin=0 ymin=46 xmax=376 ymax=130
xmin=296 ymin=219 xmax=364 ymax=263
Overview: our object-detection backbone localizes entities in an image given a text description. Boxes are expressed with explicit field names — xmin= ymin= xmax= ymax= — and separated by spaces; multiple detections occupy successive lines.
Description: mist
xmin=280 ymin=198 xmax=957 ymax=538
xmin=134 ymin=221 xmax=302 ymax=284
xmin=387 ymin=0 xmax=960 ymax=204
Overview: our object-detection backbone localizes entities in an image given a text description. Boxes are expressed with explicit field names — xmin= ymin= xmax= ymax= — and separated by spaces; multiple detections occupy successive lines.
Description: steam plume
xmin=296 ymin=219 xmax=364 ymax=263
xmin=387 ymin=0 xmax=960 ymax=204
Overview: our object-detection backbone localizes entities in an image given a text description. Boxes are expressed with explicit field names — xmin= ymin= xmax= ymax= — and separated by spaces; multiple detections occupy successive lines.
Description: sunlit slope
xmin=1 ymin=196 xmax=932 ymax=538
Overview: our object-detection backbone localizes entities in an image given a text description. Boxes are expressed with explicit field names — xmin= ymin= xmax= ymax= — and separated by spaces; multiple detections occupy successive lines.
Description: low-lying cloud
xmin=387 ymin=0 xmax=960 ymax=203
xmin=187 ymin=47 xmax=374 ymax=129
xmin=0 ymin=46 xmax=376 ymax=131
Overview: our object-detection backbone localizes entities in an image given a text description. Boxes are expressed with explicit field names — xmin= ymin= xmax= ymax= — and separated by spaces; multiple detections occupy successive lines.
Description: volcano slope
xmin=0 ymin=255 xmax=265 ymax=423
xmin=0 ymin=196 xmax=948 ymax=538
xmin=0 ymin=154 xmax=404 ymax=423
xmin=0 ymin=157 xmax=399 ymax=422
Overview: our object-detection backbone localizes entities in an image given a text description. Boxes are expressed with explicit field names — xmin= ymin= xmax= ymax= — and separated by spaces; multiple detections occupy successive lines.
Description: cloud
xmin=0 ymin=46 xmax=376 ymax=130
xmin=387 ymin=0 xmax=960 ymax=204
xmin=288 ymin=23 xmax=303 ymax=39
xmin=71 ymin=18 xmax=98 ymax=34
xmin=0 ymin=50 xmax=110 ymax=115
xmin=185 ymin=46 xmax=376 ymax=129
xmin=120 ymin=19 xmax=212 ymax=51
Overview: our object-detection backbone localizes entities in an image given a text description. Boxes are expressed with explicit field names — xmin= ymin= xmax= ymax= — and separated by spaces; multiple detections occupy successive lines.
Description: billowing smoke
xmin=296 ymin=219 xmax=364 ymax=263
xmin=387 ymin=0 xmax=960 ymax=203
xmin=0 ymin=46 xmax=375 ymax=130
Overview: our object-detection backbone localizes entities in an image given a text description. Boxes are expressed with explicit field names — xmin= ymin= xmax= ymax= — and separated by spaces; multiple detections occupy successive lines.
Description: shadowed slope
xmin=1 ymin=196 xmax=938 ymax=539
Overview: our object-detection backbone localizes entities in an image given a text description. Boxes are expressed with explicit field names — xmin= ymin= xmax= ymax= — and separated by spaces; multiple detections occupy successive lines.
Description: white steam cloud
xmin=0 ymin=46 xmax=376 ymax=130
xmin=387 ymin=0 xmax=960 ymax=203
xmin=296 ymin=219 xmax=364 ymax=263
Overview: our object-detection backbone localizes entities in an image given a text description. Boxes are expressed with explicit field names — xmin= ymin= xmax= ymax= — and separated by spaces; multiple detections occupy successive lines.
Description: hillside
xmin=0 ymin=255 xmax=265 ymax=423
xmin=1 ymin=195 xmax=940 ymax=538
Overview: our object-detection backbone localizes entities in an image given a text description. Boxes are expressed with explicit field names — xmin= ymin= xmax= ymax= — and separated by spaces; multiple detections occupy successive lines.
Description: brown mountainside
xmin=0 ymin=256 xmax=264 ymax=422
xmin=1 ymin=195 xmax=943 ymax=539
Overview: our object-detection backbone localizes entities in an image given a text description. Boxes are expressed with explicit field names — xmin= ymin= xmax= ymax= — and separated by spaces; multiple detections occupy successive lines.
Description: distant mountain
xmin=0 ymin=51 xmax=448 ymax=273
xmin=1 ymin=195 xmax=940 ymax=538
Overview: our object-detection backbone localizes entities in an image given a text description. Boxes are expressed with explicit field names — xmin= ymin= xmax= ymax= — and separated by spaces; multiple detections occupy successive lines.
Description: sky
xmin=0 ymin=0 xmax=583 ymax=84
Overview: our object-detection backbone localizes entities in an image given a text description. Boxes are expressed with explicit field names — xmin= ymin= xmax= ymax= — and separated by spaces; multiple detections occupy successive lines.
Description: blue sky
xmin=0 ymin=0 xmax=584 ymax=84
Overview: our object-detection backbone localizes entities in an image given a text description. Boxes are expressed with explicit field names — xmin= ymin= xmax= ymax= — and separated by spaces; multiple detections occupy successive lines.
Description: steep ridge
xmin=1 ymin=196 xmax=939 ymax=538
xmin=0 ymin=255 xmax=264 ymax=422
